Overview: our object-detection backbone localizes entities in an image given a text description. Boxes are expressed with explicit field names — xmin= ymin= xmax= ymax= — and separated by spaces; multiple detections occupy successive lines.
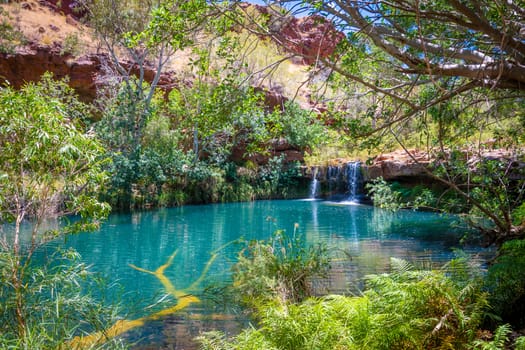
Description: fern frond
xmin=472 ymin=324 xmax=512 ymax=350
xmin=515 ymin=336 xmax=525 ymax=350
xmin=390 ymin=257 xmax=414 ymax=275
xmin=492 ymin=324 xmax=512 ymax=348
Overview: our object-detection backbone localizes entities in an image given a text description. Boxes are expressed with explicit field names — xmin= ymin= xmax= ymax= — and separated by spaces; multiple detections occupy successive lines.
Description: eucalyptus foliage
xmin=0 ymin=74 xmax=112 ymax=346
xmin=0 ymin=248 xmax=127 ymax=349
xmin=365 ymin=177 xmax=403 ymax=210
xmin=83 ymin=0 xmax=211 ymax=109
xmin=0 ymin=73 xmax=110 ymax=252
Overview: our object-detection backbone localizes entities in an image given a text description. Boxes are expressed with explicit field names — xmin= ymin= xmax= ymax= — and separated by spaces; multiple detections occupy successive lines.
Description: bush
xmin=366 ymin=177 xmax=403 ymax=210
xmin=484 ymin=239 xmax=525 ymax=328
xmin=0 ymin=247 xmax=126 ymax=349
xmin=60 ymin=33 xmax=82 ymax=56
xmin=232 ymin=230 xmax=330 ymax=305
xmin=274 ymin=101 xmax=326 ymax=151
xmin=199 ymin=258 xmax=489 ymax=350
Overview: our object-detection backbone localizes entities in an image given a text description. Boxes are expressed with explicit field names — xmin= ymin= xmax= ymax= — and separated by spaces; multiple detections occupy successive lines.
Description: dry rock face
xmin=363 ymin=150 xmax=432 ymax=181
xmin=43 ymin=0 xmax=86 ymax=18
xmin=277 ymin=15 xmax=345 ymax=65
xmin=239 ymin=3 xmax=344 ymax=65
xmin=1 ymin=2 xmax=342 ymax=101
xmin=0 ymin=42 xmax=180 ymax=102
xmin=0 ymin=44 xmax=100 ymax=100
xmin=362 ymin=149 xmax=524 ymax=181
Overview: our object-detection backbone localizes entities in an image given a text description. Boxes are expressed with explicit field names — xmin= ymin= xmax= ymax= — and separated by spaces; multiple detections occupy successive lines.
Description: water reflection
xmin=37 ymin=200 xmax=492 ymax=349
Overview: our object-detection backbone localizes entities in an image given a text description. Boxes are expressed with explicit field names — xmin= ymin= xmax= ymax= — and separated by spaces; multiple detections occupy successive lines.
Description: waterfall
xmin=307 ymin=162 xmax=363 ymax=202
xmin=327 ymin=165 xmax=344 ymax=194
xmin=346 ymin=161 xmax=362 ymax=202
xmin=309 ymin=167 xmax=320 ymax=199
xmin=327 ymin=165 xmax=336 ymax=193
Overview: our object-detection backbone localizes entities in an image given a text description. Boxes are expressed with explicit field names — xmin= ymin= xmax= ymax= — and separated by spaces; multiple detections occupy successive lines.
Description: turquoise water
xmin=40 ymin=200 xmax=489 ymax=348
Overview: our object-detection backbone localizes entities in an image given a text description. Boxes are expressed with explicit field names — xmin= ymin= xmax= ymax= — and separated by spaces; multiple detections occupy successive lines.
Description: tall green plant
xmin=0 ymin=74 xmax=110 ymax=343
xmin=232 ymin=229 xmax=330 ymax=305
xmin=0 ymin=248 xmax=126 ymax=349
xmin=87 ymin=0 xmax=214 ymax=208
xmin=268 ymin=101 xmax=326 ymax=152
xmin=96 ymin=84 xmax=187 ymax=208
xmin=365 ymin=177 xmax=403 ymax=210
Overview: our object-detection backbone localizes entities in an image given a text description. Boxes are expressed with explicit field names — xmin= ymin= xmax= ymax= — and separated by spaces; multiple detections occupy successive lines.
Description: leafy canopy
xmin=0 ymin=74 xmax=111 ymax=344
xmin=0 ymin=73 xmax=110 ymax=241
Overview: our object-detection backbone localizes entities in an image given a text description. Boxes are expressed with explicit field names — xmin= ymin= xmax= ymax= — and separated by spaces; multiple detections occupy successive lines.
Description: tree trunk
xmin=13 ymin=214 xmax=25 ymax=337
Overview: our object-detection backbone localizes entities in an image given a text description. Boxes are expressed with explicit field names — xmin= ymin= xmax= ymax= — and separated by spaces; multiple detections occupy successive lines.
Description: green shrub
xmin=60 ymin=33 xmax=81 ymax=56
xmin=366 ymin=177 xmax=403 ymax=210
xmin=199 ymin=258 xmax=489 ymax=350
xmin=366 ymin=178 xmax=467 ymax=213
xmin=255 ymin=156 xmax=302 ymax=199
xmin=485 ymin=239 xmax=525 ymax=328
xmin=0 ymin=247 xmax=127 ymax=349
xmin=232 ymin=230 xmax=330 ymax=305
xmin=272 ymin=101 xmax=327 ymax=151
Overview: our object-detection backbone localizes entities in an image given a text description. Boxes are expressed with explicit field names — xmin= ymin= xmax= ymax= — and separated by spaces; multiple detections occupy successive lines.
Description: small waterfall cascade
xmin=346 ymin=161 xmax=363 ymax=202
xmin=306 ymin=161 xmax=364 ymax=201
xmin=327 ymin=165 xmax=344 ymax=194
xmin=309 ymin=167 xmax=320 ymax=199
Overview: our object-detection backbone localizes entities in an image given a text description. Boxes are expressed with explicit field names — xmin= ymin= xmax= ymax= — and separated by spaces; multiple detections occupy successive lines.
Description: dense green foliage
xmin=94 ymin=67 xmax=324 ymax=209
xmin=366 ymin=177 xmax=525 ymax=328
xmin=484 ymin=239 xmax=525 ymax=328
xmin=199 ymin=257 xmax=491 ymax=350
xmin=232 ymin=230 xmax=330 ymax=305
xmin=0 ymin=248 xmax=126 ymax=349
xmin=83 ymin=0 xmax=327 ymax=209
xmin=366 ymin=177 xmax=467 ymax=214
xmin=0 ymin=75 xmax=115 ymax=348
xmin=0 ymin=73 xmax=110 ymax=246
xmin=365 ymin=177 xmax=404 ymax=211
xmin=96 ymin=78 xmax=319 ymax=209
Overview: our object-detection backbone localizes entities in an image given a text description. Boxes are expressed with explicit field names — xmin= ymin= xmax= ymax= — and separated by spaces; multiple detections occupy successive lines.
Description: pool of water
xmin=39 ymin=200 xmax=490 ymax=348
